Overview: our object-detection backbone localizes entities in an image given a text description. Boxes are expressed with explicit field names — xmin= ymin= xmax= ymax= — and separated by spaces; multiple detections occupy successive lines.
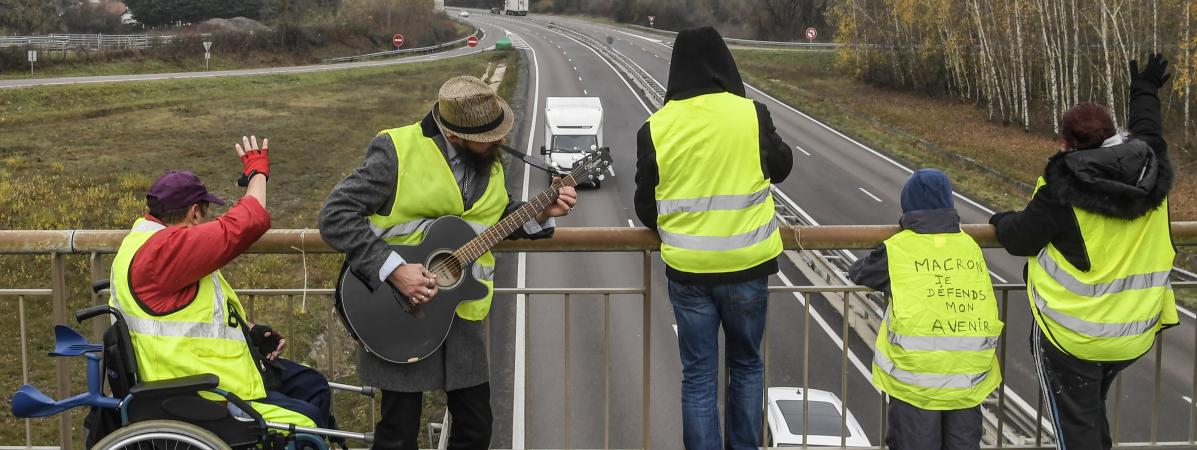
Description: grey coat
xmin=319 ymin=113 xmax=552 ymax=392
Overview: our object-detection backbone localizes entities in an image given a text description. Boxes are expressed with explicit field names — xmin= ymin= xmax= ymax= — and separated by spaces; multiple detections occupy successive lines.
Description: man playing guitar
xmin=319 ymin=75 xmax=577 ymax=450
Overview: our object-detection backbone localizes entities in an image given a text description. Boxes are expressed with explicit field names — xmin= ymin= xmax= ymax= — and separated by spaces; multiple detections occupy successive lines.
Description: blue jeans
xmin=668 ymin=278 xmax=768 ymax=450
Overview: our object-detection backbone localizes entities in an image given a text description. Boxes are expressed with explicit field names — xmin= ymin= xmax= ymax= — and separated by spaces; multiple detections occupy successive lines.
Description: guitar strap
xmin=498 ymin=144 xmax=565 ymax=176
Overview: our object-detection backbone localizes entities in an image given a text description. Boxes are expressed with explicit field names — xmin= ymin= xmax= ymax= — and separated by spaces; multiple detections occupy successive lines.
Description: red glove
xmin=236 ymin=138 xmax=269 ymax=187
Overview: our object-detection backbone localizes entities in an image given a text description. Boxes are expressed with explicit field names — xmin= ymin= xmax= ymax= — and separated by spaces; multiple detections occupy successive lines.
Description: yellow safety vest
xmin=369 ymin=124 xmax=507 ymax=321
xmin=1027 ymin=177 xmax=1178 ymax=361
xmin=872 ymin=229 xmax=1003 ymax=410
xmin=648 ymin=92 xmax=782 ymax=273
xmin=109 ymin=218 xmax=265 ymax=402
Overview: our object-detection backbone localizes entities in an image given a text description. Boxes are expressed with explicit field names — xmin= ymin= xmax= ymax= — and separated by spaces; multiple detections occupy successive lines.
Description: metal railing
xmin=2 ymin=225 xmax=1197 ymax=449
xmin=323 ymin=15 xmax=485 ymax=64
xmin=622 ymin=24 xmax=843 ymax=49
xmin=0 ymin=34 xmax=202 ymax=51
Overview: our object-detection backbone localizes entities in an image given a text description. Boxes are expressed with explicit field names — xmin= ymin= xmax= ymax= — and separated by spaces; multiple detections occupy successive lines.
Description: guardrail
xmin=2 ymin=225 xmax=1197 ymax=449
xmin=321 ymin=26 xmax=484 ymax=64
xmin=0 ymin=33 xmax=202 ymax=51
xmin=624 ymin=24 xmax=843 ymax=49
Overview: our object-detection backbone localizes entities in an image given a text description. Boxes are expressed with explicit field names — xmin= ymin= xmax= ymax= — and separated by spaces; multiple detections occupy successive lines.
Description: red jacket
xmin=130 ymin=196 xmax=270 ymax=314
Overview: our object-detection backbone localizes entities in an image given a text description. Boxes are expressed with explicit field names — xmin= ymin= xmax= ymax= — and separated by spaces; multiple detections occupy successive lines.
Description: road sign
xmin=203 ymin=41 xmax=212 ymax=51
xmin=393 ymin=34 xmax=405 ymax=48
xmin=805 ymin=27 xmax=818 ymax=42
xmin=27 ymin=50 xmax=36 ymax=62
xmin=648 ymin=16 xmax=655 ymax=27
xmin=467 ymin=36 xmax=478 ymax=47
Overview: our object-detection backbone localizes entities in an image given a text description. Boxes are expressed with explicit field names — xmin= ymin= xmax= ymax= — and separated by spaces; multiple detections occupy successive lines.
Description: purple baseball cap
xmin=147 ymin=170 xmax=226 ymax=211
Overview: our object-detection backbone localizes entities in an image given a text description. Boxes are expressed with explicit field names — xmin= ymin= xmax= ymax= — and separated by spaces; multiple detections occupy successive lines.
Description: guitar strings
xmin=424 ymin=176 xmax=572 ymax=277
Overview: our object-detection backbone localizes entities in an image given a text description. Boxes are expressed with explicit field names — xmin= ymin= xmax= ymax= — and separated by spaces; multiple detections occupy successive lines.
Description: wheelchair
xmin=10 ymin=281 xmax=374 ymax=450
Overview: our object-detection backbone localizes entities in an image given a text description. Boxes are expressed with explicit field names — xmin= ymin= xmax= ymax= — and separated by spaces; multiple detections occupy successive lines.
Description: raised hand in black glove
xmin=249 ymin=324 xmax=285 ymax=360
xmin=1130 ymin=53 xmax=1172 ymax=89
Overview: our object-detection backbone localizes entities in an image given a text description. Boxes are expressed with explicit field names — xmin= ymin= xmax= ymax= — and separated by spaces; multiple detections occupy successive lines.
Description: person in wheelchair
xmin=107 ymin=136 xmax=330 ymax=430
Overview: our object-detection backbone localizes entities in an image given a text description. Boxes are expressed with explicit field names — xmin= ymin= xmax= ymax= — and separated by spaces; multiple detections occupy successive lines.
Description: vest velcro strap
xmin=471 ymin=263 xmax=495 ymax=282
xmin=1033 ymin=288 xmax=1160 ymax=338
xmin=659 ymin=219 xmax=779 ymax=252
xmin=873 ymin=352 xmax=990 ymax=390
xmin=1037 ymin=250 xmax=1172 ymax=297
xmin=887 ymin=327 xmax=998 ymax=352
xmin=656 ymin=188 xmax=770 ymax=215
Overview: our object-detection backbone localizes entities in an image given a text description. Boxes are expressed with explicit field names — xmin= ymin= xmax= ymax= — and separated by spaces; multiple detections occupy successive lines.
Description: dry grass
xmin=0 ymin=49 xmax=519 ymax=445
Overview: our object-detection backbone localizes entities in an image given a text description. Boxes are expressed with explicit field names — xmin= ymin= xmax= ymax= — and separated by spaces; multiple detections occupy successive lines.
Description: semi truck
xmin=504 ymin=0 xmax=528 ymax=16
xmin=540 ymin=97 xmax=606 ymax=188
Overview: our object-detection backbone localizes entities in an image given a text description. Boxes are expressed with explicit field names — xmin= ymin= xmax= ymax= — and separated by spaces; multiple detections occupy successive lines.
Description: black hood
xmin=665 ymin=27 xmax=745 ymax=102
xmin=1045 ymin=139 xmax=1172 ymax=220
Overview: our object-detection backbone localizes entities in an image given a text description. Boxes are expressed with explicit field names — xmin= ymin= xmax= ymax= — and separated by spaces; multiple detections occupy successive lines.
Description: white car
xmin=459 ymin=10 xmax=469 ymax=17
xmin=767 ymin=387 xmax=871 ymax=447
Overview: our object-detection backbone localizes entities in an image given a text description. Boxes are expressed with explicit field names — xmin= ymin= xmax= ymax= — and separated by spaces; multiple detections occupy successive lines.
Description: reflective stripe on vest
xmin=1026 ymin=176 xmax=1177 ymax=362
xmin=656 ymin=187 xmax=770 ymax=215
xmin=658 ymin=219 xmax=779 ymax=252
xmin=369 ymin=124 xmax=507 ymax=320
xmin=109 ymin=218 xmax=266 ymax=402
xmin=872 ymin=352 xmax=991 ymax=390
xmin=884 ymin=315 xmax=999 ymax=352
xmin=1036 ymin=250 xmax=1172 ymax=297
xmin=872 ymin=228 xmax=1002 ymax=410
xmin=648 ymin=92 xmax=782 ymax=273
xmin=1031 ymin=287 xmax=1161 ymax=338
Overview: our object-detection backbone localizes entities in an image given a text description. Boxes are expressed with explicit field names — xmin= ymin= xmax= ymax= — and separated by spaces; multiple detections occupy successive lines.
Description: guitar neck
xmin=454 ymin=174 xmax=577 ymax=263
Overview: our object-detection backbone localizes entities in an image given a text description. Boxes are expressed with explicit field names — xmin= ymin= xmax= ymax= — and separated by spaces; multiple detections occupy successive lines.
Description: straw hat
xmin=432 ymin=75 xmax=515 ymax=143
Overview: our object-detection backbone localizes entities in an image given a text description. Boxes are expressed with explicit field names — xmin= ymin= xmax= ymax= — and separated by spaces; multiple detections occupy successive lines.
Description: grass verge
xmin=0 ymin=49 xmax=520 ymax=446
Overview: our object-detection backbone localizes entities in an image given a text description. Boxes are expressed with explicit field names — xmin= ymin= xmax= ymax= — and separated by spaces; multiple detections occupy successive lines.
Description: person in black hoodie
xmin=989 ymin=54 xmax=1178 ymax=450
xmin=634 ymin=27 xmax=791 ymax=450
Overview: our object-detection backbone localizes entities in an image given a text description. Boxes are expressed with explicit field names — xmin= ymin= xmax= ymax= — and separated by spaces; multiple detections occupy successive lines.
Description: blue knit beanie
xmin=900 ymin=169 xmax=954 ymax=213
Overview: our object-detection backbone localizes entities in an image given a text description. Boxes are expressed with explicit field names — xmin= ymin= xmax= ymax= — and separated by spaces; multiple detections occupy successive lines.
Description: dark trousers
xmin=885 ymin=397 xmax=981 ymax=450
xmin=1033 ymin=326 xmax=1137 ymax=450
xmin=257 ymin=358 xmax=332 ymax=428
xmin=372 ymin=383 xmax=492 ymax=450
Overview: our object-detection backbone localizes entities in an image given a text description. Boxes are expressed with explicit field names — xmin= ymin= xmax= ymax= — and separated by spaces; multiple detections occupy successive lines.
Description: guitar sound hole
xmin=428 ymin=252 xmax=463 ymax=288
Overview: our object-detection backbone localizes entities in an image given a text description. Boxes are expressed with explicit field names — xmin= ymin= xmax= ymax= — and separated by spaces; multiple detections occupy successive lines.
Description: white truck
xmin=505 ymin=0 xmax=528 ymax=16
xmin=541 ymin=97 xmax=606 ymax=188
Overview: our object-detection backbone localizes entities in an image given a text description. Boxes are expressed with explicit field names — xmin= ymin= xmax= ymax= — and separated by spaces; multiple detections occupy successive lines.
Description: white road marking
xmin=583 ymin=89 xmax=588 ymax=95
xmin=511 ymin=29 xmax=539 ymax=450
xmin=530 ymin=22 xmax=652 ymax=114
xmin=858 ymin=187 xmax=882 ymax=203
xmin=573 ymin=66 xmax=577 ymax=71
xmin=989 ymin=271 xmax=1008 ymax=283
xmin=627 ymin=219 xmax=635 ymax=227
xmin=1183 ymin=396 xmax=1193 ymax=404
xmin=672 ymin=324 xmax=678 ymax=336
xmin=795 ymin=145 xmax=811 ymax=156
xmin=578 ymin=76 xmax=582 ymax=81
xmin=776 ymin=272 xmax=879 ymax=393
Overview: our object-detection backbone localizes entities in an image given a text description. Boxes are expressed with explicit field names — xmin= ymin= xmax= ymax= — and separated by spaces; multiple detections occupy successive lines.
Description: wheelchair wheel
xmin=91 ymin=420 xmax=231 ymax=450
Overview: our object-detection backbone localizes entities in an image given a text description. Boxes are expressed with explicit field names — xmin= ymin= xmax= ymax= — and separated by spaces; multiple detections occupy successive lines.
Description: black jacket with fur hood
xmin=989 ymin=78 xmax=1173 ymax=273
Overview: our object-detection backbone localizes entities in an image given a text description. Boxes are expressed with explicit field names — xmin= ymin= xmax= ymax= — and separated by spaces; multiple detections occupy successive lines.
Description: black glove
xmin=1129 ymin=53 xmax=1172 ymax=89
xmin=249 ymin=324 xmax=282 ymax=357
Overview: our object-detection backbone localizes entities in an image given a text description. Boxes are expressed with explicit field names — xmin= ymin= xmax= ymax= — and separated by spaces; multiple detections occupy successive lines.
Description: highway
xmin=6 ymin=9 xmax=1193 ymax=447
xmin=471 ymin=12 xmax=1197 ymax=448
